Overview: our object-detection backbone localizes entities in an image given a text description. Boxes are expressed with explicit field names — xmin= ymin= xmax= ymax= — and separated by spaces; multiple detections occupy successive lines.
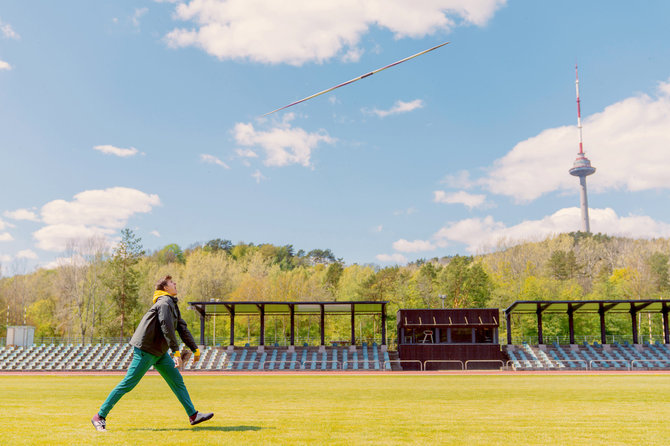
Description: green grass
xmin=1 ymin=374 xmax=669 ymax=445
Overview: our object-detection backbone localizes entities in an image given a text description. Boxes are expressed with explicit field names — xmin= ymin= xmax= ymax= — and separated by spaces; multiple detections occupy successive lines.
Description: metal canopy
xmin=186 ymin=300 xmax=389 ymax=347
xmin=504 ymin=299 xmax=670 ymax=345
xmin=505 ymin=300 xmax=670 ymax=315
xmin=188 ymin=301 xmax=387 ymax=316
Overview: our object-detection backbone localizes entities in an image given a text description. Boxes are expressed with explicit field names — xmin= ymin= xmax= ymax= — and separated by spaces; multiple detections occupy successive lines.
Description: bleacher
xmin=505 ymin=342 xmax=670 ymax=370
xmin=0 ymin=342 xmax=397 ymax=372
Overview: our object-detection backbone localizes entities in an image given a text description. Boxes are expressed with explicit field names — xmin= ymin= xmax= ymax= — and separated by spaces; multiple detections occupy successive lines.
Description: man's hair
xmin=155 ymin=275 xmax=172 ymax=291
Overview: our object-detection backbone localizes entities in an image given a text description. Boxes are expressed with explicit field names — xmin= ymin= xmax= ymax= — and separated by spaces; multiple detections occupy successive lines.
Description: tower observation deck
xmin=569 ymin=66 xmax=596 ymax=233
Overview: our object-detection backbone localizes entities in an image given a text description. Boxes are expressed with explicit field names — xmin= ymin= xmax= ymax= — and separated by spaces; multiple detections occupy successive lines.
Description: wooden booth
xmin=397 ymin=309 xmax=504 ymax=370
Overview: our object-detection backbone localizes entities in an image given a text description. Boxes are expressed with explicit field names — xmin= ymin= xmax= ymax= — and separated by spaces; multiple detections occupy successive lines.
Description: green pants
xmin=99 ymin=347 xmax=196 ymax=417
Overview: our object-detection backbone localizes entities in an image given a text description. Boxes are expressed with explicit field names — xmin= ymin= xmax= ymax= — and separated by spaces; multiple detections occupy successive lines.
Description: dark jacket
xmin=129 ymin=295 xmax=198 ymax=357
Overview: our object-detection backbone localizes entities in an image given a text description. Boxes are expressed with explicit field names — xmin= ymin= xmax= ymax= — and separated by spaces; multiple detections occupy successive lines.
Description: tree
xmin=307 ymin=249 xmax=336 ymax=265
xmin=204 ymin=238 xmax=233 ymax=253
xmin=325 ymin=261 xmax=344 ymax=294
xmin=155 ymin=243 xmax=185 ymax=265
xmin=647 ymin=252 xmax=670 ymax=294
xmin=547 ymin=250 xmax=580 ymax=280
xmin=435 ymin=256 xmax=491 ymax=308
xmin=105 ymin=229 xmax=144 ymax=338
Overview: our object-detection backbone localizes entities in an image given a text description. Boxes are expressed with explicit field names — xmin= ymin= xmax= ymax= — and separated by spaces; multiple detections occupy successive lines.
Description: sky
xmin=2 ymin=0 xmax=670 ymax=275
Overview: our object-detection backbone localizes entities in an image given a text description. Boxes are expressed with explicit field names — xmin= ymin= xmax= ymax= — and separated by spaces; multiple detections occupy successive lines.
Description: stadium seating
xmin=0 ymin=343 xmax=399 ymax=372
xmin=506 ymin=342 xmax=670 ymax=371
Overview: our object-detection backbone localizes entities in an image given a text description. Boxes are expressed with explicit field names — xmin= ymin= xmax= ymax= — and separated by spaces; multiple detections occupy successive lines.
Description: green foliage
xmin=547 ymin=250 xmax=580 ymax=280
xmin=203 ymin=238 xmax=233 ymax=253
xmin=434 ymin=256 xmax=491 ymax=308
xmin=104 ymin=229 xmax=145 ymax=338
xmin=3 ymin=232 xmax=670 ymax=342
xmin=154 ymin=243 xmax=185 ymax=265
xmin=647 ymin=252 xmax=670 ymax=293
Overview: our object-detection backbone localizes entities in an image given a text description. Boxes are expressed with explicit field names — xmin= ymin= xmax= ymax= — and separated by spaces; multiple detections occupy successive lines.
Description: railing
xmin=512 ymin=334 xmax=667 ymax=345
xmin=383 ymin=359 xmax=423 ymax=371
xmin=465 ymin=360 xmax=504 ymax=371
xmin=206 ymin=336 xmax=395 ymax=348
xmin=630 ymin=359 xmax=670 ymax=369
xmin=588 ymin=359 xmax=630 ymax=370
xmin=423 ymin=360 xmax=464 ymax=371
xmin=506 ymin=359 xmax=588 ymax=370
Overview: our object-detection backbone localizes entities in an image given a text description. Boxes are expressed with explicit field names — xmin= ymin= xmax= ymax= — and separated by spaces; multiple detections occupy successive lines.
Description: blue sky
xmin=2 ymin=0 xmax=670 ymax=273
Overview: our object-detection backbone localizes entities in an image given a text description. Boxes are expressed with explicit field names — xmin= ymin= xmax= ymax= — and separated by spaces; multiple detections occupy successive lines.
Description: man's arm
xmin=176 ymin=318 xmax=199 ymax=352
xmin=157 ymin=302 xmax=180 ymax=354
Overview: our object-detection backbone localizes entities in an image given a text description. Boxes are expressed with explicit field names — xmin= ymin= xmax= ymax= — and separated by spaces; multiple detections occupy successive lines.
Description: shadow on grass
xmin=130 ymin=425 xmax=267 ymax=432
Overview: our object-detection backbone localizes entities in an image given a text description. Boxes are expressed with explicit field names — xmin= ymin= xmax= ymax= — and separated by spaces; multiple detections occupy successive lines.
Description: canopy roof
xmin=505 ymin=299 xmax=670 ymax=315
xmin=187 ymin=301 xmax=387 ymax=317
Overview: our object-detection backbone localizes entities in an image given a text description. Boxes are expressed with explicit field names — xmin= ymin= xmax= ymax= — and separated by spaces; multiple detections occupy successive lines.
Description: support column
xmin=663 ymin=303 xmax=669 ymax=345
xmin=381 ymin=303 xmax=387 ymax=346
xmin=536 ymin=303 xmax=544 ymax=345
xmin=505 ymin=311 xmax=512 ymax=345
xmin=199 ymin=308 xmax=205 ymax=346
xmin=320 ymin=304 xmax=325 ymax=346
xmin=630 ymin=304 xmax=639 ymax=344
xmin=599 ymin=303 xmax=607 ymax=345
xmin=229 ymin=307 xmax=235 ymax=346
xmin=259 ymin=304 xmax=265 ymax=346
xmin=568 ymin=303 xmax=575 ymax=345
xmin=290 ymin=304 xmax=295 ymax=346
xmin=350 ymin=303 xmax=356 ymax=346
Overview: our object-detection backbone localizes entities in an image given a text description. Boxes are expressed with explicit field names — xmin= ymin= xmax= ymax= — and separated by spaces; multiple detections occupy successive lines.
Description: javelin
xmin=263 ymin=41 xmax=450 ymax=116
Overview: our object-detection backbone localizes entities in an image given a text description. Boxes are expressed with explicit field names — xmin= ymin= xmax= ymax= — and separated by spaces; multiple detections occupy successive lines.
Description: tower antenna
xmin=569 ymin=65 xmax=596 ymax=233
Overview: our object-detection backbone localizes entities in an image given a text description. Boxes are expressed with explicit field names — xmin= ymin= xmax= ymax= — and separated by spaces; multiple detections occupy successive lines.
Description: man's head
xmin=155 ymin=275 xmax=178 ymax=296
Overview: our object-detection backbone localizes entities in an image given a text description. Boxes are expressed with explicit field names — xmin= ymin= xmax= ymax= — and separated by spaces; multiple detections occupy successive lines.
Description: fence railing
xmin=511 ymin=334 xmax=667 ymax=345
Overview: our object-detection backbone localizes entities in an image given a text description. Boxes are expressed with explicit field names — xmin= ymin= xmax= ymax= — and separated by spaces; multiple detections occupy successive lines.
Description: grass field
xmin=2 ymin=373 xmax=669 ymax=445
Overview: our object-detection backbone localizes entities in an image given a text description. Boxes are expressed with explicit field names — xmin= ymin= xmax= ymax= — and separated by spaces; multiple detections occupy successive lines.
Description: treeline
xmin=1 ymin=231 xmax=669 ymax=344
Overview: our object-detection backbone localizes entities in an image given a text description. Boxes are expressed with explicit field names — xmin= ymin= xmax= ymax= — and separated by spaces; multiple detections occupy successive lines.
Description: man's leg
xmin=154 ymin=352 xmax=197 ymax=417
xmin=98 ymin=347 xmax=156 ymax=418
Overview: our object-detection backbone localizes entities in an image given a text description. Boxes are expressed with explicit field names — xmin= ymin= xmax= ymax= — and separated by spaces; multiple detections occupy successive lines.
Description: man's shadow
xmin=131 ymin=425 xmax=266 ymax=432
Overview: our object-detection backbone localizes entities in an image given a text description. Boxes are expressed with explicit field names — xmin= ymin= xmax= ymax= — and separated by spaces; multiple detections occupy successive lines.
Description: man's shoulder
xmin=154 ymin=296 xmax=177 ymax=309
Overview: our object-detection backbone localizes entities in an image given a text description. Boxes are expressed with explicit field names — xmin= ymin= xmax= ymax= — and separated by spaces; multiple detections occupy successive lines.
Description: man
xmin=91 ymin=275 xmax=213 ymax=432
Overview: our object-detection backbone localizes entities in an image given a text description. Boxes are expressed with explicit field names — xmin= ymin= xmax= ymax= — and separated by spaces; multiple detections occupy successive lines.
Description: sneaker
xmin=91 ymin=414 xmax=106 ymax=432
xmin=189 ymin=411 xmax=214 ymax=426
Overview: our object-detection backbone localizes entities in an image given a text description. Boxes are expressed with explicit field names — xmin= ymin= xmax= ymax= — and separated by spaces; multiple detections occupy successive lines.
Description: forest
xmin=1 ymin=229 xmax=669 ymax=347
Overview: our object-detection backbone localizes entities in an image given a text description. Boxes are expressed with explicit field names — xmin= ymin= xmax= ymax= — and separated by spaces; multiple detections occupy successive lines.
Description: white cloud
xmin=234 ymin=121 xmax=335 ymax=168
xmin=4 ymin=209 xmax=39 ymax=222
xmin=392 ymin=239 xmax=435 ymax=253
xmin=0 ymin=232 xmax=13 ymax=242
xmin=0 ymin=60 xmax=11 ymax=71
xmin=93 ymin=145 xmax=139 ymax=157
xmin=434 ymin=190 xmax=486 ymax=209
xmin=0 ymin=254 xmax=11 ymax=263
xmin=251 ymin=169 xmax=266 ymax=183
xmin=440 ymin=170 xmax=476 ymax=189
xmin=34 ymin=187 xmax=161 ymax=251
xmin=376 ymin=253 xmax=407 ymax=264
xmin=235 ymin=148 xmax=258 ymax=158
xmin=200 ymin=153 xmax=231 ymax=169
xmin=164 ymin=0 xmax=505 ymax=65
xmin=150 ymin=230 xmax=161 ymax=237
xmin=1 ymin=20 xmax=20 ymax=40
xmin=16 ymin=249 xmax=38 ymax=260
xmin=433 ymin=207 xmax=670 ymax=254
xmin=0 ymin=218 xmax=14 ymax=230
xmin=366 ymin=99 xmax=424 ymax=118
xmin=393 ymin=207 xmax=417 ymax=216
xmin=133 ymin=8 xmax=149 ymax=27
xmin=373 ymin=225 xmax=383 ymax=233
xmin=480 ymin=79 xmax=670 ymax=202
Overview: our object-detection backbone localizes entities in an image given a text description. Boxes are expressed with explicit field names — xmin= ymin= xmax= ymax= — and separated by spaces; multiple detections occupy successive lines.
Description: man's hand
xmin=193 ymin=348 xmax=201 ymax=363
xmin=173 ymin=354 xmax=182 ymax=369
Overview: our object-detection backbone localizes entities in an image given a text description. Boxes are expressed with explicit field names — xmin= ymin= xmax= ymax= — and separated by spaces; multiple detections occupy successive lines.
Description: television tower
xmin=569 ymin=65 xmax=596 ymax=233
